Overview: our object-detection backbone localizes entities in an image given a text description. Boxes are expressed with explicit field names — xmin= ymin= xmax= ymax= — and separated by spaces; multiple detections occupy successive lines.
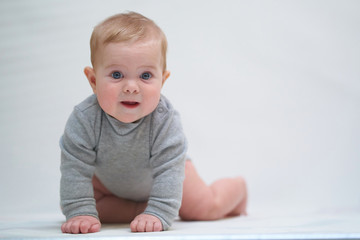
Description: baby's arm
xmin=60 ymin=108 xmax=99 ymax=233
xmin=142 ymin=107 xmax=187 ymax=231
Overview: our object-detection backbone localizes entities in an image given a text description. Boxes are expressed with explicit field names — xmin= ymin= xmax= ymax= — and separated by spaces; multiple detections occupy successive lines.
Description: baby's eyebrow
xmin=102 ymin=63 xmax=159 ymax=72
xmin=140 ymin=65 xmax=157 ymax=71
xmin=103 ymin=64 xmax=125 ymax=69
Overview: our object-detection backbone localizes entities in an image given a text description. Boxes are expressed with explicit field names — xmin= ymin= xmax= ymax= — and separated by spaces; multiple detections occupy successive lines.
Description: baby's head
xmin=85 ymin=12 xmax=170 ymax=123
xmin=90 ymin=12 xmax=167 ymax=72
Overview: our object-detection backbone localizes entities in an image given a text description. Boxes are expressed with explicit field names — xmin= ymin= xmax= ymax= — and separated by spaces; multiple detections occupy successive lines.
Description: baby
xmin=60 ymin=12 xmax=247 ymax=234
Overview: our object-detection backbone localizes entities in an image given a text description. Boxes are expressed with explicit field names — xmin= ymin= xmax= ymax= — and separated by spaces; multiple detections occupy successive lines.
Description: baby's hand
xmin=130 ymin=213 xmax=163 ymax=232
xmin=61 ymin=215 xmax=101 ymax=234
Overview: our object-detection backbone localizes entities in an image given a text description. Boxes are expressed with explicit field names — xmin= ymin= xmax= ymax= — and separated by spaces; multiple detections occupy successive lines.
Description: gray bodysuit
xmin=60 ymin=94 xmax=187 ymax=230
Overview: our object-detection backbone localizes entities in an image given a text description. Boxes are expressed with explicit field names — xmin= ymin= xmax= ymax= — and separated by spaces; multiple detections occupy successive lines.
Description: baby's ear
xmin=84 ymin=67 xmax=97 ymax=93
xmin=162 ymin=71 xmax=170 ymax=86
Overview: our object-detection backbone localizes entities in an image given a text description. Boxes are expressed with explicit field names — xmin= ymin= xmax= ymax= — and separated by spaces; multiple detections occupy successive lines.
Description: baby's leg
xmin=179 ymin=161 xmax=247 ymax=221
xmin=93 ymin=176 xmax=162 ymax=232
xmin=92 ymin=175 xmax=147 ymax=223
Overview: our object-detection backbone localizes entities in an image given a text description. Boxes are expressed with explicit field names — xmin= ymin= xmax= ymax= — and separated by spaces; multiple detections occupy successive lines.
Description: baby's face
xmin=88 ymin=40 xmax=168 ymax=123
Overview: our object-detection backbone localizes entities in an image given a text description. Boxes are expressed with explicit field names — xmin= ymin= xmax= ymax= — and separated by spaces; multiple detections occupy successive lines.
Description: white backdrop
xmin=1 ymin=0 xmax=359 ymax=216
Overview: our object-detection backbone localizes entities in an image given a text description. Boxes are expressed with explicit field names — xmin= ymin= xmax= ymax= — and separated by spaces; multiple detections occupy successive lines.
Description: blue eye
xmin=112 ymin=71 xmax=123 ymax=79
xmin=140 ymin=72 xmax=152 ymax=80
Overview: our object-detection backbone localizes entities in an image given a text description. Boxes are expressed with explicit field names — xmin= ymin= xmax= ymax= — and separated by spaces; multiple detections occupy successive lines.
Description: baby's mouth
xmin=121 ymin=101 xmax=140 ymax=108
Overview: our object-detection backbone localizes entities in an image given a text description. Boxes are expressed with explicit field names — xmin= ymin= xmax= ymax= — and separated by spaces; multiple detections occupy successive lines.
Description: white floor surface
xmin=1 ymin=207 xmax=360 ymax=240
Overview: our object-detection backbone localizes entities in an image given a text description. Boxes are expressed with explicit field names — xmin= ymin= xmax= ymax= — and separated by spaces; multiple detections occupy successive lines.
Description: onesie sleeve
xmin=145 ymin=102 xmax=188 ymax=230
xmin=59 ymin=107 xmax=98 ymax=220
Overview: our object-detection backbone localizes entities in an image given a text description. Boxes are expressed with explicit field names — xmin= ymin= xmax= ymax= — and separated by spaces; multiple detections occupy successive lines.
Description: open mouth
xmin=121 ymin=101 xmax=140 ymax=108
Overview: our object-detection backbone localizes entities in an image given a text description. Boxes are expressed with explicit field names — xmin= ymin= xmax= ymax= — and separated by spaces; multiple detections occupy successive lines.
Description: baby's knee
xmin=180 ymin=195 xmax=221 ymax=221
xmin=199 ymin=200 xmax=222 ymax=220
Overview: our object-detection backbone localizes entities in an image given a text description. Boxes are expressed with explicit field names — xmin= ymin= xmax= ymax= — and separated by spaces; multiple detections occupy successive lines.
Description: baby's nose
xmin=123 ymin=80 xmax=139 ymax=94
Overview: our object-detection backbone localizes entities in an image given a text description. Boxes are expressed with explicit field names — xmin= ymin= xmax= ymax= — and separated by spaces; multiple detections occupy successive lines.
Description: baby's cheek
xmin=97 ymin=92 xmax=117 ymax=114
xmin=148 ymin=94 xmax=162 ymax=113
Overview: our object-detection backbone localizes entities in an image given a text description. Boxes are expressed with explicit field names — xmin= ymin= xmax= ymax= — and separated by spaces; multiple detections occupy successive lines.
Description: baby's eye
xmin=111 ymin=71 xmax=123 ymax=79
xmin=140 ymin=72 xmax=152 ymax=80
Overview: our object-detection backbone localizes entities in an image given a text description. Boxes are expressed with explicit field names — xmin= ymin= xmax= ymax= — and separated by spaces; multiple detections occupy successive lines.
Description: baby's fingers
xmin=88 ymin=223 xmax=101 ymax=233
xmin=61 ymin=216 xmax=101 ymax=234
xmin=153 ymin=221 xmax=162 ymax=232
xmin=134 ymin=219 xmax=146 ymax=232
xmin=61 ymin=220 xmax=81 ymax=234
xmin=61 ymin=222 xmax=68 ymax=233
xmin=131 ymin=220 xmax=157 ymax=232
xmin=130 ymin=214 xmax=162 ymax=232
xmin=145 ymin=221 xmax=155 ymax=232
xmin=79 ymin=220 xmax=100 ymax=234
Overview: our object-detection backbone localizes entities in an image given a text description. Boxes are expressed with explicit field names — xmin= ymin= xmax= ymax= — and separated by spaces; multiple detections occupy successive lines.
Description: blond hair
xmin=90 ymin=12 xmax=168 ymax=71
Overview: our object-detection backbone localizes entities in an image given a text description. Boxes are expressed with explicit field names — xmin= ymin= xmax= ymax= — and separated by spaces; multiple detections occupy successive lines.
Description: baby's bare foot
xmin=61 ymin=215 xmax=101 ymax=234
xmin=237 ymin=176 xmax=248 ymax=215
xmin=130 ymin=213 xmax=163 ymax=232
xmin=227 ymin=176 xmax=248 ymax=217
